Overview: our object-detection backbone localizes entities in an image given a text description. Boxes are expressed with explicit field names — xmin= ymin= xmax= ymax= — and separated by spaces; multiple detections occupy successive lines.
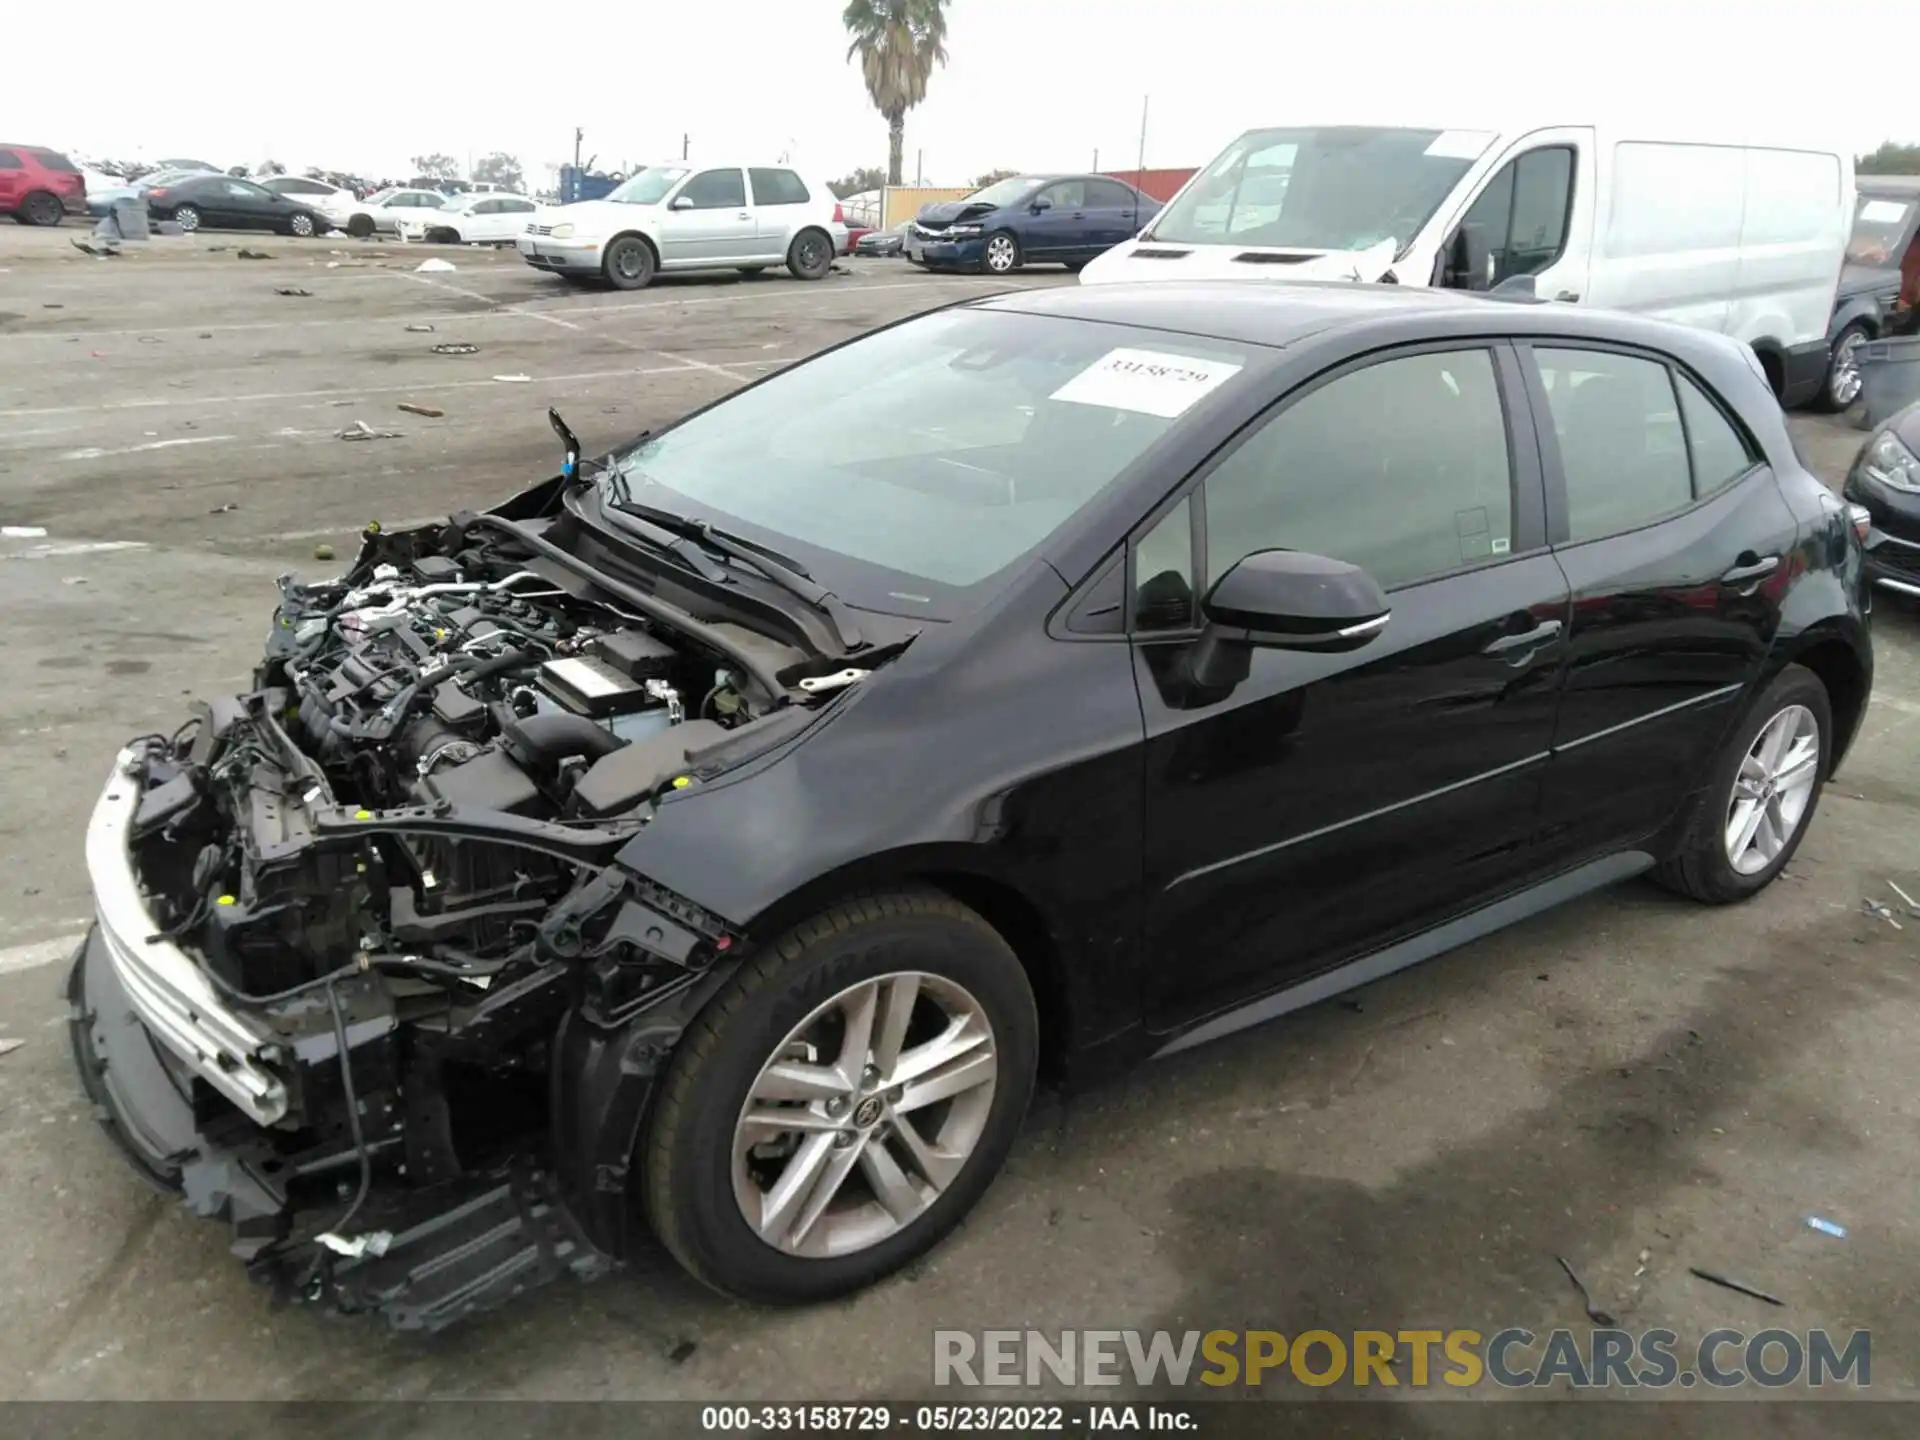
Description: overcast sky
xmin=19 ymin=0 xmax=1916 ymax=184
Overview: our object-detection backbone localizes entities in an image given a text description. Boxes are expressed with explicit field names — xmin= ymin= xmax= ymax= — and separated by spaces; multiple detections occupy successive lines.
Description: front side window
xmin=1457 ymin=147 xmax=1574 ymax=282
xmin=607 ymin=167 xmax=687 ymax=205
xmin=610 ymin=311 xmax=1249 ymax=601
xmin=1134 ymin=496 xmax=1195 ymax=631
xmin=679 ymin=169 xmax=746 ymax=209
xmin=1149 ymin=126 xmax=1496 ymax=252
xmin=1041 ymin=180 xmax=1086 ymax=210
xmin=1200 ymin=349 xmax=1514 ymax=593
xmin=749 ymin=168 xmax=811 ymax=206
xmin=1531 ymin=348 xmax=1691 ymax=541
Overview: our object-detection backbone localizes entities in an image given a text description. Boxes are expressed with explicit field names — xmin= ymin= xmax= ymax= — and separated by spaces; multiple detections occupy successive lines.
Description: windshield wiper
xmin=613 ymin=494 xmax=864 ymax=652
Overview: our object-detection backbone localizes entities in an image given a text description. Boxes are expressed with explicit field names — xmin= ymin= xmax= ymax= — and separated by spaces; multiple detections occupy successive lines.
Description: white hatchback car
xmin=518 ymin=164 xmax=846 ymax=289
xmin=396 ymin=192 xmax=540 ymax=245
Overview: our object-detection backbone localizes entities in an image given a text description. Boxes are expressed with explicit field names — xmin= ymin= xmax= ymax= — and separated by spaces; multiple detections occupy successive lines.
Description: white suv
xmin=518 ymin=164 xmax=846 ymax=289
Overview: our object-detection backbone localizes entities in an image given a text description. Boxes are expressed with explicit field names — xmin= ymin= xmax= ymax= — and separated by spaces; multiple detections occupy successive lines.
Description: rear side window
xmin=32 ymin=150 xmax=79 ymax=172
xmin=1201 ymin=348 xmax=1514 ymax=592
xmin=1087 ymin=180 xmax=1139 ymax=209
xmin=0 ymin=151 xmax=21 ymax=170
xmin=1676 ymin=373 xmax=1759 ymax=494
xmin=1532 ymin=348 xmax=1691 ymax=540
xmin=749 ymin=168 xmax=811 ymax=206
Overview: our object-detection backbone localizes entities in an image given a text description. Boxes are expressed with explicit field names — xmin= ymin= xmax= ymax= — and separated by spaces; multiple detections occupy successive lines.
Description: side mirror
xmin=1442 ymin=222 xmax=1494 ymax=291
xmin=1184 ymin=549 xmax=1390 ymax=690
xmin=670 ymin=195 xmax=695 ymax=211
xmin=1031 ymin=196 xmax=1053 ymax=213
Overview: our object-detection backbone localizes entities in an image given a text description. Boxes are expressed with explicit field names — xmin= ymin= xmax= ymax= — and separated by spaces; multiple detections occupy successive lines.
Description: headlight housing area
xmin=1863 ymin=430 xmax=1920 ymax=494
xmin=549 ymin=222 xmax=575 ymax=240
xmin=946 ymin=224 xmax=983 ymax=238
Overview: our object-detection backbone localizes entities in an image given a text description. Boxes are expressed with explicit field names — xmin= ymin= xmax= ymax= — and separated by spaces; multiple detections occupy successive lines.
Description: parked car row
xmin=907 ymin=172 xmax=1162 ymax=274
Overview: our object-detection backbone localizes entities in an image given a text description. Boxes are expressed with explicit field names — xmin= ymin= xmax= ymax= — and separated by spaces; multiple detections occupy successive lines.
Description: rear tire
xmin=1653 ymin=664 xmax=1831 ymax=903
xmin=287 ymin=211 xmax=316 ymax=238
xmin=173 ymin=205 xmax=201 ymax=233
xmin=20 ymin=191 xmax=64 ymax=227
xmin=786 ymin=228 xmax=834 ymax=281
xmin=642 ymin=889 xmax=1038 ymax=1303
xmin=603 ymin=234 xmax=656 ymax=290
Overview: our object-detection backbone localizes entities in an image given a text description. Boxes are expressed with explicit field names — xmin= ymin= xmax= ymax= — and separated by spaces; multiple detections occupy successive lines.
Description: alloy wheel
xmin=732 ymin=971 xmax=998 ymax=1258
xmin=985 ymin=235 xmax=1016 ymax=273
xmin=1724 ymin=704 xmax=1820 ymax=876
xmin=175 ymin=206 xmax=200 ymax=233
xmin=1829 ymin=332 xmax=1864 ymax=409
xmin=797 ymin=234 xmax=830 ymax=274
xmin=290 ymin=213 xmax=314 ymax=237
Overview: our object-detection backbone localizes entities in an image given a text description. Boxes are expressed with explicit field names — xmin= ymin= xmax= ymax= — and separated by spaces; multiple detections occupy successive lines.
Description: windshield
xmin=964 ymin=175 xmax=1040 ymax=208
xmin=607 ymin=167 xmax=688 ymax=205
xmin=1849 ymin=195 xmax=1919 ymax=265
xmin=1149 ymin=125 xmax=1495 ymax=252
xmin=607 ymin=310 xmax=1250 ymax=604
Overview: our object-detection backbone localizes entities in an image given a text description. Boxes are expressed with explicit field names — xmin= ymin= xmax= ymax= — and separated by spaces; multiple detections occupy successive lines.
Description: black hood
xmin=1839 ymin=262 xmax=1900 ymax=300
xmin=917 ymin=199 xmax=1001 ymax=226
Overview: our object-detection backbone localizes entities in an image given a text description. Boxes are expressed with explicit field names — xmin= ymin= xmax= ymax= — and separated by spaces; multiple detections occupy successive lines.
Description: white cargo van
xmin=1081 ymin=123 xmax=1854 ymax=406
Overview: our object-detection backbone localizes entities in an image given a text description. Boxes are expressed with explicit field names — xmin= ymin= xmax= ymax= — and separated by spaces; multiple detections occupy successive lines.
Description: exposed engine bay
xmin=71 ymin=510 xmax=857 ymax=1328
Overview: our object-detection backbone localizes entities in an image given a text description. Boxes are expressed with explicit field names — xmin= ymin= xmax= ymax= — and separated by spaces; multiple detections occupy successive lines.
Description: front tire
xmin=787 ymin=228 xmax=834 ymax=281
xmin=603 ymin=234 xmax=656 ymax=290
xmin=345 ymin=213 xmax=374 ymax=239
xmin=643 ymin=890 xmax=1038 ymax=1303
xmin=982 ymin=230 xmax=1021 ymax=275
xmin=1816 ymin=324 xmax=1870 ymax=413
xmin=287 ymin=211 xmax=316 ymax=238
xmin=1654 ymin=664 xmax=1831 ymax=903
xmin=173 ymin=204 xmax=201 ymax=233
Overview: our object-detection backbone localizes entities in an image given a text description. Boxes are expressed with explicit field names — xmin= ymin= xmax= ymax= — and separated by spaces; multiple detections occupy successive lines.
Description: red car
xmin=0 ymin=144 xmax=86 ymax=226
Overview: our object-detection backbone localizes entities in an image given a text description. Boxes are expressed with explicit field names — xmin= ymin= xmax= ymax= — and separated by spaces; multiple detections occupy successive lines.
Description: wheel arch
xmin=609 ymin=228 xmax=660 ymax=262
xmin=741 ymin=846 xmax=1076 ymax=1082
xmin=1748 ymin=338 xmax=1787 ymax=399
xmin=1776 ymin=627 xmax=1871 ymax=775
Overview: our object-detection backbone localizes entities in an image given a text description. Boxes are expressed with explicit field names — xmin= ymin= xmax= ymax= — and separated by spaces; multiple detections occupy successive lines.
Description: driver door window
xmin=1198 ymin=348 xmax=1515 ymax=594
xmin=1456 ymin=147 xmax=1574 ymax=283
xmin=679 ymin=169 xmax=747 ymax=209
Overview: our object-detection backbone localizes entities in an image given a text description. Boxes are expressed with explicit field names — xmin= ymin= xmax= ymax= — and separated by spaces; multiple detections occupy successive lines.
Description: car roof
xmin=1859 ymin=176 xmax=1920 ymax=196
xmin=973 ymin=280 xmax=1751 ymax=364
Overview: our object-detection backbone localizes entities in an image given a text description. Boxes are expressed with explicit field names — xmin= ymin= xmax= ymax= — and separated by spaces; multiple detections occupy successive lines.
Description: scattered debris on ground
xmin=415 ymin=258 xmax=457 ymax=273
xmin=404 ymin=323 xmax=436 ymax=333
xmin=208 ymin=503 xmax=238 ymax=515
xmin=667 ymin=1340 xmax=698 ymax=1365
xmin=1888 ymin=880 xmax=1919 ymax=919
xmin=0 ymin=1039 xmax=23 ymax=1059
xmin=397 ymin=403 xmax=444 ymax=418
xmin=1554 ymin=1255 xmax=1615 ymax=1326
xmin=314 ymin=544 xmax=336 ymax=561
xmin=70 ymin=237 xmax=120 ymax=257
xmin=273 ymin=287 xmax=312 ymax=297
xmin=42 ymin=303 xmax=62 ymax=309
xmin=1688 ymin=1267 xmax=1783 ymax=1306
xmin=431 ymin=343 xmax=478 ymax=356
xmin=1807 ymin=1216 xmax=1848 ymax=1239
xmin=236 ymin=249 xmax=272 ymax=260
xmin=493 ymin=374 xmax=531 ymax=383
xmin=339 ymin=421 xmax=403 ymax=442
xmin=2 ymin=526 xmax=48 ymax=538
xmin=61 ymin=576 xmax=87 ymax=585
xmin=1863 ymin=898 xmax=1903 ymax=929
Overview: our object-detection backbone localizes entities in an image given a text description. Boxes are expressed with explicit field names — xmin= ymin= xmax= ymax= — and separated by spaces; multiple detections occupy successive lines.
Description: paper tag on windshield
xmin=1424 ymin=130 xmax=1497 ymax=161
xmin=1861 ymin=199 xmax=1909 ymax=224
xmin=1051 ymin=348 xmax=1242 ymax=419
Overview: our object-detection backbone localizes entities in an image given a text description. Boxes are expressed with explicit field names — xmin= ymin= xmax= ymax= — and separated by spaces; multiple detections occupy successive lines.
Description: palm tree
xmin=843 ymin=0 xmax=950 ymax=186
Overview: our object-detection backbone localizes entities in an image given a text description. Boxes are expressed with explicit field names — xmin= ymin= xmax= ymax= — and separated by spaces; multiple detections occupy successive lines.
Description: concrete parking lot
xmin=2 ymin=225 xmax=1918 ymax=1414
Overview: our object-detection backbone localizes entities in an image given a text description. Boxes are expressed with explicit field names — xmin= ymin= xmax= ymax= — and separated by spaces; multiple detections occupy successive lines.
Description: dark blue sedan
xmin=908 ymin=173 xmax=1160 ymax=274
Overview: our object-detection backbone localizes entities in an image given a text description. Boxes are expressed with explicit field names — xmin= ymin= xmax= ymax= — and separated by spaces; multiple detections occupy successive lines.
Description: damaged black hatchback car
xmin=71 ymin=282 xmax=1873 ymax=1329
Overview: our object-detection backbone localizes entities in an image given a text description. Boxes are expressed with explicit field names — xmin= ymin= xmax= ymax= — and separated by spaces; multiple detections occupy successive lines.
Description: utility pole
xmin=1093 ymin=148 xmax=1100 ymax=172
xmin=682 ymin=134 xmax=690 ymax=161
xmin=915 ymin=149 xmax=923 ymax=186
xmin=573 ymin=128 xmax=583 ymax=169
xmin=1135 ymin=96 xmax=1150 ymax=186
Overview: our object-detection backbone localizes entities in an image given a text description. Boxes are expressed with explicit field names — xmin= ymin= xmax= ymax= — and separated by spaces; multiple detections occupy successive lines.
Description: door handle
xmin=736 ymin=211 xmax=751 ymax=220
xmin=1721 ymin=554 xmax=1780 ymax=585
xmin=1482 ymin=618 xmax=1563 ymax=659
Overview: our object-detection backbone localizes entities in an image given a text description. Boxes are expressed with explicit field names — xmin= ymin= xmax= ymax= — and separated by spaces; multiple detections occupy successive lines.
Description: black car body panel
xmin=70 ymin=282 xmax=1872 ymax=1328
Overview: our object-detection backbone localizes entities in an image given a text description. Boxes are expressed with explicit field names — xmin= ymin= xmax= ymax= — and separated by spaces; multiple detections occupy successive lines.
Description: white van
xmin=1081 ymin=123 xmax=1854 ymax=406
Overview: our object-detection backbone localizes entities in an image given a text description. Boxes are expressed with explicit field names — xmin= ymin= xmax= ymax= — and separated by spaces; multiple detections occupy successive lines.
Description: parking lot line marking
xmin=0 ymin=935 xmax=83 ymax=976
xmin=61 ymin=436 xmax=234 ymax=461
xmin=650 ymin=348 xmax=761 ymax=381
xmin=3 ymin=361 xmax=713 ymax=419
xmin=387 ymin=271 xmax=583 ymax=330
